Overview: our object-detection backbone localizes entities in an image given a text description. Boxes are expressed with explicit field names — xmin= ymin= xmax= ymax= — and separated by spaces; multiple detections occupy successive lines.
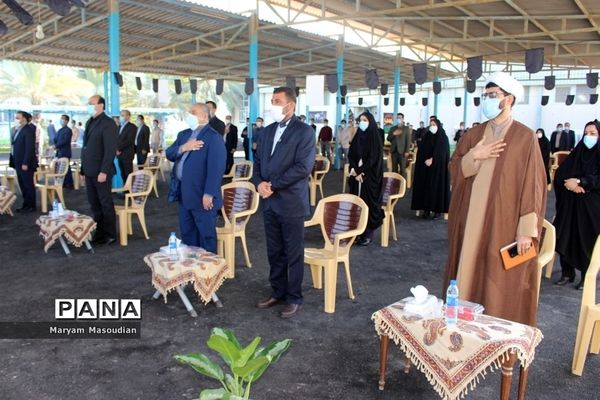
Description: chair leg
xmin=381 ymin=214 xmax=389 ymax=248
xmin=318 ymin=182 xmax=324 ymax=200
xmin=153 ymin=175 xmax=159 ymax=198
xmin=590 ymin=321 xmax=600 ymax=354
xmin=342 ymin=177 xmax=346 ymax=193
xmin=343 ymin=259 xmax=355 ymax=300
xmin=127 ymin=214 xmax=133 ymax=235
xmin=391 ymin=214 xmax=398 ymax=241
xmin=224 ymin=235 xmax=235 ymax=278
xmin=138 ymin=211 xmax=149 ymax=239
xmin=40 ymin=188 xmax=48 ymax=213
xmin=572 ymin=309 xmax=593 ymax=376
xmin=56 ymin=187 xmax=65 ymax=206
xmin=117 ymin=212 xmax=128 ymax=246
xmin=323 ymin=261 xmax=338 ymax=313
xmin=310 ymin=264 xmax=323 ymax=289
xmin=239 ymin=232 xmax=252 ymax=268
xmin=310 ymin=181 xmax=316 ymax=207
xmin=544 ymin=257 xmax=554 ymax=279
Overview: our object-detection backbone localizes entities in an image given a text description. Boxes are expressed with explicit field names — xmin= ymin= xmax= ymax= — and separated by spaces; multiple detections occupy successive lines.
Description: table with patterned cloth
xmin=372 ymin=301 xmax=543 ymax=400
xmin=36 ymin=212 xmax=96 ymax=255
xmin=143 ymin=247 xmax=228 ymax=317
xmin=0 ymin=187 xmax=17 ymax=215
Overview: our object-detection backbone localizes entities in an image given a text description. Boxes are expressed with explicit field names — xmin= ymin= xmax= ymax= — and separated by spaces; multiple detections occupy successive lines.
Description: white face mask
xmin=358 ymin=121 xmax=369 ymax=131
xmin=429 ymin=126 xmax=438 ymax=134
xmin=269 ymin=104 xmax=289 ymax=123
xmin=537 ymin=132 xmax=543 ymax=139
xmin=186 ymin=114 xmax=199 ymax=130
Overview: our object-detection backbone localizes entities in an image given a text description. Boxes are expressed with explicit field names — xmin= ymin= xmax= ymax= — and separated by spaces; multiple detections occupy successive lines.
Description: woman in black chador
xmin=347 ymin=111 xmax=384 ymax=246
xmin=554 ymin=120 xmax=600 ymax=290
xmin=536 ymin=128 xmax=551 ymax=184
xmin=411 ymin=117 xmax=450 ymax=219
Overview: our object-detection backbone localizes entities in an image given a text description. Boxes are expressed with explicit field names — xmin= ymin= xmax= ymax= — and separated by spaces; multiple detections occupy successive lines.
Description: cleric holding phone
xmin=443 ymin=71 xmax=547 ymax=326
xmin=252 ymin=87 xmax=315 ymax=319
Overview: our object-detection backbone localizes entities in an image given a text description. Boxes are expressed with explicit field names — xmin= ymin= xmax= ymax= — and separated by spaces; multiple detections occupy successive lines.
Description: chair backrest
xmin=315 ymin=194 xmax=368 ymax=248
xmin=381 ymin=172 xmax=406 ymax=206
xmin=553 ymin=151 xmax=571 ymax=167
xmin=312 ymin=156 xmax=330 ymax=177
xmin=538 ymin=219 xmax=556 ymax=263
xmin=581 ymin=235 xmax=600 ymax=309
xmin=50 ymin=158 xmax=69 ymax=186
xmin=146 ymin=154 xmax=161 ymax=168
xmin=128 ymin=170 xmax=153 ymax=207
xmin=233 ymin=162 xmax=253 ymax=181
xmin=221 ymin=181 xmax=259 ymax=226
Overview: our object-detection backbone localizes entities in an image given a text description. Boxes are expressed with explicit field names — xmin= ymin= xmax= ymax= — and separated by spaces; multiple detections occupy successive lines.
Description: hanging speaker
xmin=135 ymin=76 xmax=142 ymax=91
xmin=189 ymin=79 xmax=197 ymax=94
xmin=152 ymin=78 xmax=158 ymax=93
xmin=383 ymin=97 xmax=389 ymax=106
xmin=408 ymin=83 xmax=416 ymax=95
xmin=340 ymin=85 xmax=347 ymax=97
xmin=590 ymin=94 xmax=598 ymax=104
xmin=586 ymin=72 xmax=598 ymax=89
xmin=474 ymin=97 xmax=480 ymax=106
xmin=285 ymin=76 xmax=296 ymax=89
xmin=455 ymin=97 xmax=461 ymax=107
xmin=358 ymin=97 xmax=363 ymax=105
xmin=216 ymin=79 xmax=224 ymax=95
xmin=400 ymin=98 xmax=405 ymax=106
xmin=340 ymin=97 xmax=345 ymax=105
xmin=544 ymin=75 xmax=555 ymax=90
xmin=541 ymin=95 xmax=549 ymax=106
xmin=113 ymin=72 xmax=123 ymax=87
xmin=421 ymin=97 xmax=428 ymax=106
xmin=566 ymin=94 xmax=574 ymax=105
xmin=174 ymin=79 xmax=182 ymax=95
xmin=245 ymin=78 xmax=254 ymax=95
xmin=466 ymin=79 xmax=476 ymax=93
xmin=433 ymin=81 xmax=442 ymax=95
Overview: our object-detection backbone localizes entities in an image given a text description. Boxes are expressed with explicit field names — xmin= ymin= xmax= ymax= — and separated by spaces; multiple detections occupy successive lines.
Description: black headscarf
xmin=536 ymin=128 xmax=551 ymax=183
xmin=554 ymin=120 xmax=600 ymax=271
xmin=347 ymin=111 xmax=384 ymax=231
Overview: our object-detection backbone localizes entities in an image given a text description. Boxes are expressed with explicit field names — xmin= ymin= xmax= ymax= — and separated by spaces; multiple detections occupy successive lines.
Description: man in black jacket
xmin=81 ymin=95 xmax=118 ymax=245
xmin=550 ymin=122 xmax=576 ymax=153
xmin=206 ymin=101 xmax=225 ymax=135
xmin=117 ymin=110 xmax=136 ymax=182
xmin=135 ymin=115 xmax=150 ymax=167
xmin=10 ymin=111 xmax=38 ymax=212
xmin=224 ymin=115 xmax=238 ymax=173
xmin=54 ymin=114 xmax=74 ymax=189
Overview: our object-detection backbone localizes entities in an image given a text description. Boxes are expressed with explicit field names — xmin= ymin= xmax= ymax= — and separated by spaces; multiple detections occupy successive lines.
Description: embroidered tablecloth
xmin=36 ymin=213 xmax=97 ymax=252
xmin=144 ymin=248 xmax=228 ymax=304
xmin=372 ymin=301 xmax=543 ymax=400
xmin=0 ymin=188 xmax=16 ymax=215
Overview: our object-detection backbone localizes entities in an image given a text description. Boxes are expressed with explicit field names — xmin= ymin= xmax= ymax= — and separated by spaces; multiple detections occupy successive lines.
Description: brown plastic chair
xmin=380 ymin=172 xmax=407 ymax=247
xmin=309 ymin=155 xmax=330 ymax=206
xmin=141 ymin=154 xmax=161 ymax=198
xmin=572 ymin=235 xmax=600 ymax=376
xmin=342 ymin=163 xmax=350 ymax=193
xmin=217 ymin=181 xmax=259 ymax=278
xmin=405 ymin=150 xmax=417 ymax=189
xmin=35 ymin=157 xmax=69 ymax=212
xmin=304 ymin=194 xmax=368 ymax=313
xmin=112 ymin=170 xmax=153 ymax=246
xmin=223 ymin=161 xmax=253 ymax=182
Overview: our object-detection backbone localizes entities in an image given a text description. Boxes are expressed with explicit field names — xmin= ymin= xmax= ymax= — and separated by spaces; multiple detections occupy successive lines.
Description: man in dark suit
xmin=135 ymin=115 xmax=150 ymax=167
xmin=224 ymin=115 xmax=238 ymax=174
xmin=206 ymin=100 xmax=225 ymax=135
xmin=116 ymin=110 xmax=136 ymax=182
xmin=54 ymin=114 xmax=74 ymax=189
xmin=81 ymin=95 xmax=118 ymax=245
xmin=10 ymin=111 xmax=37 ymax=212
xmin=550 ymin=122 xmax=576 ymax=153
xmin=166 ymin=103 xmax=226 ymax=252
xmin=253 ymin=87 xmax=315 ymax=319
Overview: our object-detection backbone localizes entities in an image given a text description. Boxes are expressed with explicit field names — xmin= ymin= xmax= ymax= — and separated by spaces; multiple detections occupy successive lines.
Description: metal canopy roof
xmin=0 ymin=0 xmax=598 ymax=91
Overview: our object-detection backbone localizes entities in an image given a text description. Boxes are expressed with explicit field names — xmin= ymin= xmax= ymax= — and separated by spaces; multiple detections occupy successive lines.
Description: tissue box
xmin=457 ymin=300 xmax=484 ymax=321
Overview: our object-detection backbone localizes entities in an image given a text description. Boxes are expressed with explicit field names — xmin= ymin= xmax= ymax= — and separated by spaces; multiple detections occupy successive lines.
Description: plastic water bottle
xmin=168 ymin=232 xmax=178 ymax=261
xmin=445 ymin=280 xmax=459 ymax=326
xmin=52 ymin=199 xmax=59 ymax=217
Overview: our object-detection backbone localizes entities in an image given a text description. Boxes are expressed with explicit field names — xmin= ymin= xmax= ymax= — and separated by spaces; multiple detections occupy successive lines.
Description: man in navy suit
xmin=253 ymin=87 xmax=315 ymax=319
xmin=54 ymin=114 xmax=74 ymax=189
xmin=10 ymin=111 xmax=38 ymax=212
xmin=166 ymin=103 xmax=226 ymax=252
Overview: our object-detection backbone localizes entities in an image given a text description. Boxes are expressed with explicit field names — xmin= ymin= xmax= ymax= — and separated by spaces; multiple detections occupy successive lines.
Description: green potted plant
xmin=175 ymin=327 xmax=292 ymax=400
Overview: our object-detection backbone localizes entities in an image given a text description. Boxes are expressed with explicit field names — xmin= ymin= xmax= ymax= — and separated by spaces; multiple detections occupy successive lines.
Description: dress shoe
xmin=575 ymin=280 xmax=584 ymax=290
xmin=91 ymin=235 xmax=107 ymax=244
xmin=554 ymin=275 xmax=575 ymax=286
xmin=104 ymin=237 xmax=117 ymax=246
xmin=421 ymin=211 xmax=431 ymax=219
xmin=357 ymin=237 xmax=372 ymax=246
xmin=256 ymin=297 xmax=285 ymax=309
xmin=280 ymin=303 xmax=302 ymax=319
xmin=431 ymin=213 xmax=441 ymax=220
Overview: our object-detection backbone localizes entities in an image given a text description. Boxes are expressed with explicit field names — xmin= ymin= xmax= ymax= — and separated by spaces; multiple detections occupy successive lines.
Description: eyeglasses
xmin=481 ymin=91 xmax=506 ymax=100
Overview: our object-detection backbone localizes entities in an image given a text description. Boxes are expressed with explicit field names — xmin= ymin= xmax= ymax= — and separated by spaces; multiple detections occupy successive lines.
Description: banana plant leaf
xmin=2 ymin=0 xmax=34 ymax=25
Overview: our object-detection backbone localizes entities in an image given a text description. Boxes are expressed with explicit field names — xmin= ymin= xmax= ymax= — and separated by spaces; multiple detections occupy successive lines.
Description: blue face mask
xmin=186 ymin=114 xmax=199 ymax=130
xmin=583 ymin=135 xmax=598 ymax=149
xmin=119 ymin=116 xmax=126 ymax=125
xmin=60 ymin=120 xmax=67 ymax=127
xmin=358 ymin=121 xmax=369 ymax=131
xmin=86 ymin=104 xmax=96 ymax=115
xmin=482 ymin=98 xmax=502 ymax=120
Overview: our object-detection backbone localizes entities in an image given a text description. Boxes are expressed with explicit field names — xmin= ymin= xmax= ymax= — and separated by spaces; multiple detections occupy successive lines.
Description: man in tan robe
xmin=443 ymin=72 xmax=547 ymax=326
